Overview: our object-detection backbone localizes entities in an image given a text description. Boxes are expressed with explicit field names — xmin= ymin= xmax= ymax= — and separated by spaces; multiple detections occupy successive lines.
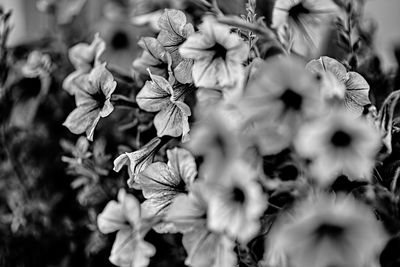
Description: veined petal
xmin=136 ymin=76 xmax=172 ymax=112
xmin=167 ymin=147 xmax=197 ymax=185
xmin=89 ymin=63 xmax=117 ymax=98
xmin=63 ymin=103 xmax=100 ymax=136
xmin=154 ymin=103 xmax=189 ymax=137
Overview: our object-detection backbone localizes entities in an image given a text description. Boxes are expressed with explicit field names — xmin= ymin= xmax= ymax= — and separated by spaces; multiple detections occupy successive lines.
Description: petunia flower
xmin=157 ymin=9 xmax=195 ymax=84
xmin=97 ymin=189 xmax=156 ymax=267
xmin=63 ymin=63 xmax=116 ymax=141
xmin=265 ymin=193 xmax=387 ymax=267
xmin=207 ymin=159 xmax=267 ymax=244
xmin=166 ymin=182 xmax=238 ymax=267
xmin=295 ymin=109 xmax=381 ymax=186
xmin=136 ymin=71 xmax=192 ymax=140
xmin=21 ymin=50 xmax=52 ymax=78
xmin=179 ymin=17 xmax=249 ymax=89
xmin=113 ymin=137 xmax=162 ymax=189
xmin=136 ymin=147 xmax=197 ymax=233
xmin=63 ymin=33 xmax=106 ymax=94
xmin=238 ymin=56 xmax=323 ymax=155
xmin=272 ymin=0 xmax=339 ymax=57
xmin=306 ymin=56 xmax=371 ymax=116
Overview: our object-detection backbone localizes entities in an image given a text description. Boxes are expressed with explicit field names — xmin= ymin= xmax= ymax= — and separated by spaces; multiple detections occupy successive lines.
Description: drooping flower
xmin=97 ymin=189 xmax=156 ymax=267
xmin=295 ymin=109 xmax=381 ymax=185
xmin=136 ymin=72 xmax=192 ymax=140
xmin=306 ymin=56 xmax=371 ymax=116
xmin=63 ymin=33 xmax=106 ymax=94
xmin=136 ymin=147 xmax=197 ymax=232
xmin=63 ymin=63 xmax=116 ymax=141
xmin=272 ymin=0 xmax=339 ymax=57
xmin=238 ymin=56 xmax=323 ymax=155
xmin=180 ymin=17 xmax=249 ymax=89
xmin=21 ymin=50 xmax=52 ymax=78
xmin=113 ymin=137 xmax=162 ymax=188
xmin=265 ymin=193 xmax=387 ymax=267
xmin=207 ymin=159 xmax=267 ymax=244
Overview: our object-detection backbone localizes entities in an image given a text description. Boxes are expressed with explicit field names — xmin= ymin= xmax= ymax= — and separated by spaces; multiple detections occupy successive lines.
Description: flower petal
xmin=167 ymin=147 xmax=197 ymax=185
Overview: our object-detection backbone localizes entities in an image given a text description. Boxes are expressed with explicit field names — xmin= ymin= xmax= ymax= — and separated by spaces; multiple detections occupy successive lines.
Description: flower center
xmin=331 ymin=130 xmax=352 ymax=148
xmin=211 ymin=42 xmax=228 ymax=60
xmin=232 ymin=186 xmax=245 ymax=204
xmin=92 ymin=91 xmax=107 ymax=108
xmin=314 ymin=223 xmax=345 ymax=239
xmin=280 ymin=89 xmax=303 ymax=110
xmin=111 ymin=31 xmax=129 ymax=50
xmin=288 ymin=2 xmax=310 ymax=20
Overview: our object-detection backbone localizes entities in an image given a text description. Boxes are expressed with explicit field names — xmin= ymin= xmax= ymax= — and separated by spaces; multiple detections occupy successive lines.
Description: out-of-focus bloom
xmin=63 ymin=33 xmax=106 ymax=94
xmin=180 ymin=17 xmax=249 ymax=89
xmin=157 ymin=9 xmax=194 ymax=84
xmin=306 ymin=56 xmax=371 ymax=116
xmin=136 ymin=72 xmax=192 ymax=140
xmin=97 ymin=189 xmax=156 ymax=267
xmin=60 ymin=136 xmax=91 ymax=165
xmin=295 ymin=110 xmax=381 ymax=185
xmin=166 ymin=182 xmax=238 ymax=267
xmin=265 ymin=193 xmax=387 ymax=267
xmin=114 ymin=137 xmax=162 ymax=188
xmin=207 ymin=160 xmax=267 ymax=244
xmin=238 ymin=56 xmax=323 ymax=155
xmin=63 ymin=63 xmax=116 ymax=141
xmin=272 ymin=0 xmax=339 ymax=57
xmin=137 ymin=147 xmax=197 ymax=232
xmin=21 ymin=50 xmax=52 ymax=78
xmin=36 ymin=0 xmax=87 ymax=24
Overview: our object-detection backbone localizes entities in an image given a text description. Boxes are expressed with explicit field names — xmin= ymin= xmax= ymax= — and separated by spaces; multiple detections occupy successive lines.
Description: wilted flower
xmin=306 ymin=56 xmax=371 ymax=116
xmin=272 ymin=0 xmax=339 ymax=56
xmin=136 ymin=72 xmax=192 ymax=140
xmin=63 ymin=33 xmax=106 ymax=94
xmin=113 ymin=137 xmax=162 ymax=188
xmin=21 ymin=50 xmax=52 ymax=78
xmin=137 ymin=147 xmax=197 ymax=232
xmin=238 ymin=56 xmax=323 ymax=155
xmin=265 ymin=193 xmax=387 ymax=267
xmin=63 ymin=63 xmax=116 ymax=141
xmin=207 ymin=159 xmax=267 ymax=244
xmin=97 ymin=189 xmax=156 ymax=267
xmin=180 ymin=17 xmax=249 ymax=88
xmin=295 ymin=110 xmax=381 ymax=185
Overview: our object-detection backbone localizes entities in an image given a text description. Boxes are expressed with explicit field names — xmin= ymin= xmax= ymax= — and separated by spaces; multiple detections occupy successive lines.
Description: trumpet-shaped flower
xmin=136 ymin=72 xmax=192 ymax=140
xmin=180 ymin=17 xmax=249 ymax=89
xmin=306 ymin=56 xmax=371 ymax=116
xmin=295 ymin=110 xmax=381 ymax=185
xmin=97 ymin=189 xmax=156 ymax=267
xmin=136 ymin=147 xmax=197 ymax=232
xmin=238 ymin=56 xmax=323 ymax=155
xmin=63 ymin=63 xmax=116 ymax=141
xmin=265 ymin=193 xmax=387 ymax=267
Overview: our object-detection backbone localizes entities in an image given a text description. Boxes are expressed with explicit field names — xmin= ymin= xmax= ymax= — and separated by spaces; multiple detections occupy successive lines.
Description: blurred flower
xmin=295 ymin=110 xmax=381 ymax=185
xmin=21 ymin=51 xmax=52 ymax=78
xmin=97 ymin=189 xmax=156 ymax=267
xmin=63 ymin=33 xmax=106 ymax=94
xmin=157 ymin=9 xmax=195 ymax=84
xmin=36 ymin=0 xmax=87 ymax=24
xmin=113 ymin=137 xmax=161 ymax=188
xmin=306 ymin=56 xmax=371 ymax=116
xmin=265 ymin=193 xmax=387 ymax=267
xmin=272 ymin=0 xmax=339 ymax=57
xmin=136 ymin=72 xmax=192 ymax=140
xmin=63 ymin=63 xmax=116 ymax=141
xmin=238 ymin=56 xmax=323 ymax=155
xmin=180 ymin=17 xmax=249 ymax=88
xmin=207 ymin=159 xmax=267 ymax=244
xmin=166 ymin=182 xmax=238 ymax=267
xmin=60 ymin=136 xmax=91 ymax=165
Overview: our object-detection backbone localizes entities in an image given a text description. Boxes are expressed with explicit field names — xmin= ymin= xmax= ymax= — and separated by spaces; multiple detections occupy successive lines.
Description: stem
xmin=111 ymin=94 xmax=138 ymax=109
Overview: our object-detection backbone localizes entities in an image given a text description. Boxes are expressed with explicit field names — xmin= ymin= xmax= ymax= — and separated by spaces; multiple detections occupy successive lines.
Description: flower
xmin=272 ymin=0 xmax=339 ymax=57
xmin=295 ymin=110 xmax=381 ymax=185
xmin=179 ymin=17 xmax=249 ymax=88
xmin=60 ymin=136 xmax=91 ymax=165
xmin=238 ymin=56 xmax=323 ymax=155
xmin=265 ymin=193 xmax=387 ymax=267
xmin=97 ymin=189 xmax=156 ymax=267
xmin=136 ymin=71 xmax=192 ymax=140
xmin=21 ymin=50 xmax=52 ymax=78
xmin=63 ymin=63 xmax=116 ymax=141
xmin=137 ymin=147 xmax=197 ymax=232
xmin=207 ymin=159 xmax=267 ymax=244
xmin=306 ymin=56 xmax=371 ymax=116
xmin=63 ymin=33 xmax=106 ymax=94
xmin=113 ymin=137 xmax=162 ymax=188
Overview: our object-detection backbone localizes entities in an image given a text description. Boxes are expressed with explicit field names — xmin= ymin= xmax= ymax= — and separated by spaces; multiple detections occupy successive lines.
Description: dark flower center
xmin=314 ymin=223 xmax=345 ymax=239
xmin=111 ymin=31 xmax=129 ymax=50
xmin=211 ymin=42 xmax=228 ymax=60
xmin=92 ymin=91 xmax=107 ymax=108
xmin=280 ymin=89 xmax=303 ymax=110
xmin=232 ymin=186 xmax=245 ymax=204
xmin=288 ymin=2 xmax=310 ymax=20
xmin=331 ymin=130 xmax=352 ymax=148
